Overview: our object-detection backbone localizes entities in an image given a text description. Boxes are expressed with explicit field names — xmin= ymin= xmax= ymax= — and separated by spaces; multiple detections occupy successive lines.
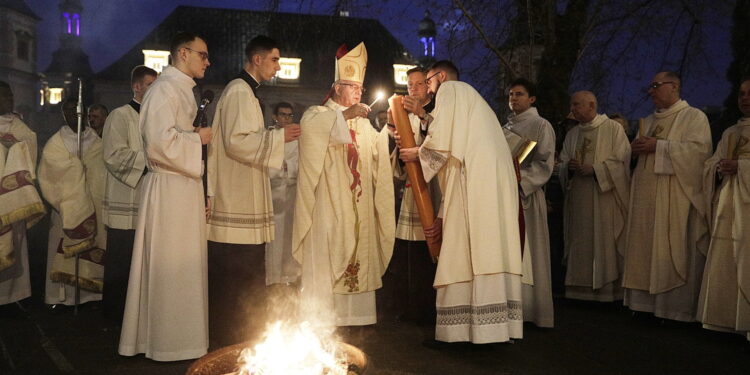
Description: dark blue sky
xmin=25 ymin=0 xmax=736 ymax=120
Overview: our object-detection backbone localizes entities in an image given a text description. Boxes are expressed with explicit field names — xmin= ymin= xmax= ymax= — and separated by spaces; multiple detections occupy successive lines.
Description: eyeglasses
xmin=276 ymin=112 xmax=294 ymax=119
xmin=184 ymin=47 xmax=209 ymax=61
xmin=425 ymin=71 xmax=442 ymax=85
xmin=648 ymin=81 xmax=674 ymax=90
xmin=338 ymin=83 xmax=366 ymax=94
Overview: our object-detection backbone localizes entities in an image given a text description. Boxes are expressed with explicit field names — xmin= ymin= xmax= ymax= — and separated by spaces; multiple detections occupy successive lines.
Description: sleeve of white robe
xmin=140 ymin=92 xmax=203 ymax=179
xmin=519 ymin=120 xmax=555 ymax=197
xmin=102 ymin=109 xmax=146 ymax=189
xmin=593 ymin=123 xmax=631 ymax=202
xmin=557 ymin=127 xmax=577 ymax=191
xmin=703 ymin=132 xmax=727 ymax=225
xmin=218 ymin=86 xmax=285 ymax=170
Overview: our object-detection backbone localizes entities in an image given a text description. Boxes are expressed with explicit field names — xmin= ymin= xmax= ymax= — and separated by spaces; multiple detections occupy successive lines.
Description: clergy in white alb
xmin=101 ymin=65 xmax=156 ymax=322
xmin=119 ymin=33 xmax=213 ymax=362
xmin=265 ymin=102 xmax=301 ymax=285
xmin=419 ymin=61 xmax=523 ymax=344
xmin=622 ymin=71 xmax=711 ymax=322
xmin=206 ymin=36 xmax=300 ymax=346
xmin=0 ymin=81 xmax=45 ymax=306
xmin=293 ymin=42 xmax=395 ymax=327
xmin=504 ymin=78 xmax=556 ymax=328
xmin=697 ymin=78 xmax=750 ymax=340
xmin=38 ymin=99 xmax=107 ymax=305
xmin=559 ymin=91 xmax=630 ymax=302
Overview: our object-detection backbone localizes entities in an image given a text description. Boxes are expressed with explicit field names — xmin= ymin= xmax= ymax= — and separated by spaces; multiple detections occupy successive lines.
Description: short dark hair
xmin=273 ymin=101 xmax=293 ymax=115
xmin=406 ymin=67 xmax=425 ymax=76
xmin=508 ymin=78 xmax=537 ymax=98
xmin=88 ymin=103 xmax=109 ymax=115
xmin=429 ymin=60 xmax=460 ymax=80
xmin=740 ymin=76 xmax=750 ymax=86
xmin=169 ymin=32 xmax=205 ymax=57
xmin=131 ymin=65 xmax=158 ymax=85
xmin=245 ymin=35 xmax=278 ymax=60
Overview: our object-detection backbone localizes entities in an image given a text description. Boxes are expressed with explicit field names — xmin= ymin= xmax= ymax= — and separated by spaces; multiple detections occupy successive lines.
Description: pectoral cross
xmin=576 ymin=137 xmax=593 ymax=162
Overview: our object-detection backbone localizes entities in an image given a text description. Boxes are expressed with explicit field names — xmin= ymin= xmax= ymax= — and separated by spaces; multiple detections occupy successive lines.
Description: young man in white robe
xmin=101 ymin=65 xmax=156 ymax=322
xmin=698 ymin=78 xmax=750 ymax=340
xmin=265 ymin=102 xmax=301 ymax=286
xmin=206 ymin=35 xmax=300 ymax=346
xmin=0 ymin=81 xmax=45 ymax=310
xmin=416 ymin=60 xmax=523 ymax=344
xmin=622 ymin=71 xmax=712 ymax=322
xmin=38 ymin=98 xmax=107 ymax=307
xmin=504 ymin=78 xmax=556 ymax=328
xmin=558 ymin=91 xmax=630 ymax=302
xmin=118 ymin=32 xmax=213 ymax=362
xmin=388 ymin=67 xmax=439 ymax=323
xmin=293 ymin=42 xmax=395 ymax=328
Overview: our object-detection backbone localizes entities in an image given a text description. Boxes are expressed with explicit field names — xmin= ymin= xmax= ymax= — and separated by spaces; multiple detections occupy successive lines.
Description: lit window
xmin=142 ymin=50 xmax=171 ymax=73
xmin=276 ymin=58 xmax=302 ymax=80
xmin=393 ymin=64 xmax=417 ymax=86
xmin=49 ymin=88 xmax=64 ymax=105
xmin=63 ymin=12 xmax=71 ymax=34
xmin=39 ymin=89 xmax=44 ymax=106
xmin=73 ymin=13 xmax=80 ymax=36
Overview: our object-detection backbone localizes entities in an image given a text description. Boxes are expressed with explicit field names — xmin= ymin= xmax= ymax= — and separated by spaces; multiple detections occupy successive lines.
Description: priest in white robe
xmin=101 ymin=65 xmax=156 ymax=322
xmin=418 ymin=60 xmax=523 ymax=344
xmin=504 ymin=78 xmax=556 ymax=328
xmin=119 ymin=32 xmax=212 ymax=361
xmin=38 ymin=98 xmax=106 ymax=307
xmin=207 ymin=36 xmax=301 ymax=346
xmin=559 ymin=91 xmax=630 ymax=302
xmin=622 ymin=71 xmax=711 ymax=322
xmin=389 ymin=67 xmax=439 ymax=323
xmin=0 ymin=81 xmax=45 ymax=307
xmin=697 ymin=78 xmax=750 ymax=340
xmin=293 ymin=42 xmax=395 ymax=327
xmin=265 ymin=102 xmax=301 ymax=286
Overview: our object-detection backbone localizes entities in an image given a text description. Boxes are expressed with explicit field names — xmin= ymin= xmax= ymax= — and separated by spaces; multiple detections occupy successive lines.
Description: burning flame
xmin=237 ymin=321 xmax=348 ymax=375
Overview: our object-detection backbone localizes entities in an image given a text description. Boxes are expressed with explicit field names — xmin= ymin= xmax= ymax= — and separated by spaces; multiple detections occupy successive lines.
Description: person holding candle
xmin=293 ymin=42 xmax=395 ymax=328
xmin=697 ymin=77 xmax=750 ymax=340
xmin=621 ymin=71 xmax=711 ymax=322
xmin=417 ymin=60 xmax=523 ymax=344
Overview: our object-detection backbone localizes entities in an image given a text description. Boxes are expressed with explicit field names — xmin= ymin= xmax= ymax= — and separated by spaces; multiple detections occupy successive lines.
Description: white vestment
xmin=293 ymin=99 xmax=394 ymax=326
xmin=697 ymin=117 xmax=750 ymax=340
xmin=38 ymin=126 xmax=106 ymax=305
xmin=102 ymin=103 xmax=146 ymax=230
xmin=0 ymin=114 xmax=43 ymax=305
xmin=622 ymin=100 xmax=711 ymax=322
xmin=265 ymin=138 xmax=301 ymax=285
xmin=558 ymin=115 xmax=630 ymax=302
xmin=504 ymin=107 xmax=555 ymax=327
xmin=420 ymin=81 xmax=523 ymax=343
xmin=119 ymin=66 xmax=208 ymax=361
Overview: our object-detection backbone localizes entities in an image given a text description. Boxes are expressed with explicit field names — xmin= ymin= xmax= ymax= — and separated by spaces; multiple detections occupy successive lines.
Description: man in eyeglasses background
xmin=621 ymin=71 xmax=712 ymax=322
xmin=265 ymin=101 xmax=301 ymax=289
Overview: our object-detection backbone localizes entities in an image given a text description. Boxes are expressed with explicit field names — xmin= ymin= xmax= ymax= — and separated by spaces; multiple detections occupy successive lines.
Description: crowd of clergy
xmin=0 ymin=30 xmax=748 ymax=362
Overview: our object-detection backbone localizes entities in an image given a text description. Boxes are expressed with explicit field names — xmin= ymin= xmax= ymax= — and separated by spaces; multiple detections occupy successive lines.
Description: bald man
xmin=622 ymin=71 xmax=711 ymax=321
xmin=558 ymin=91 xmax=631 ymax=302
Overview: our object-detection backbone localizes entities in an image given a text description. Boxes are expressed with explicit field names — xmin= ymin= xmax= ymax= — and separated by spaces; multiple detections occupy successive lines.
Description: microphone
xmin=193 ymin=89 xmax=215 ymax=128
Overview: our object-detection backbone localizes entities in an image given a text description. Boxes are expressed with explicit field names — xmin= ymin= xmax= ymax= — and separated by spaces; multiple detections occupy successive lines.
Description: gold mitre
xmin=334 ymin=42 xmax=368 ymax=84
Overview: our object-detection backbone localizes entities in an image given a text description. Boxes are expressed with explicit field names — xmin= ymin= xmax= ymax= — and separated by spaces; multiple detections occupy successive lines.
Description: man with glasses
xmin=265 ymin=102 xmax=301 ymax=287
xmin=504 ymin=78 xmax=556 ymax=328
xmin=293 ymin=42 xmax=395 ymax=329
xmin=119 ymin=31 xmax=213 ymax=362
xmin=417 ymin=60 xmax=523 ymax=345
xmin=206 ymin=35 xmax=300 ymax=346
xmin=622 ymin=71 xmax=711 ymax=322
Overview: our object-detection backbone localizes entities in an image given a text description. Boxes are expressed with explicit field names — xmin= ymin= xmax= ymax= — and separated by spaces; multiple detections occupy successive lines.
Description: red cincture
xmin=347 ymin=129 xmax=363 ymax=201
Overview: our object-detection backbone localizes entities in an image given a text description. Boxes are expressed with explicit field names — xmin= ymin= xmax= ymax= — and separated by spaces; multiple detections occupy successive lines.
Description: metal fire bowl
xmin=185 ymin=341 xmax=368 ymax=375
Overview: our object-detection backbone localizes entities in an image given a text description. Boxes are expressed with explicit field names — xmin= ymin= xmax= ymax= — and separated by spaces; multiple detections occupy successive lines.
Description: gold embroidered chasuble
xmin=559 ymin=115 xmax=630 ymax=296
xmin=207 ymin=76 xmax=285 ymax=244
xmin=38 ymin=127 xmax=106 ymax=292
xmin=698 ymin=117 xmax=750 ymax=339
xmin=293 ymin=99 xmax=394 ymax=295
xmin=622 ymin=100 xmax=712 ymax=294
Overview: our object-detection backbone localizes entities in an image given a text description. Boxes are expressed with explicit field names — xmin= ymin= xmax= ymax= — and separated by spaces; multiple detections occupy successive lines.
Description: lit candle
xmin=368 ymin=91 xmax=385 ymax=107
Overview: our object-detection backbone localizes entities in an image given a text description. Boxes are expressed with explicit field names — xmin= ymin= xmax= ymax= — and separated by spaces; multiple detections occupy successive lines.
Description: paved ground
xmin=2 ymin=297 xmax=749 ymax=375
